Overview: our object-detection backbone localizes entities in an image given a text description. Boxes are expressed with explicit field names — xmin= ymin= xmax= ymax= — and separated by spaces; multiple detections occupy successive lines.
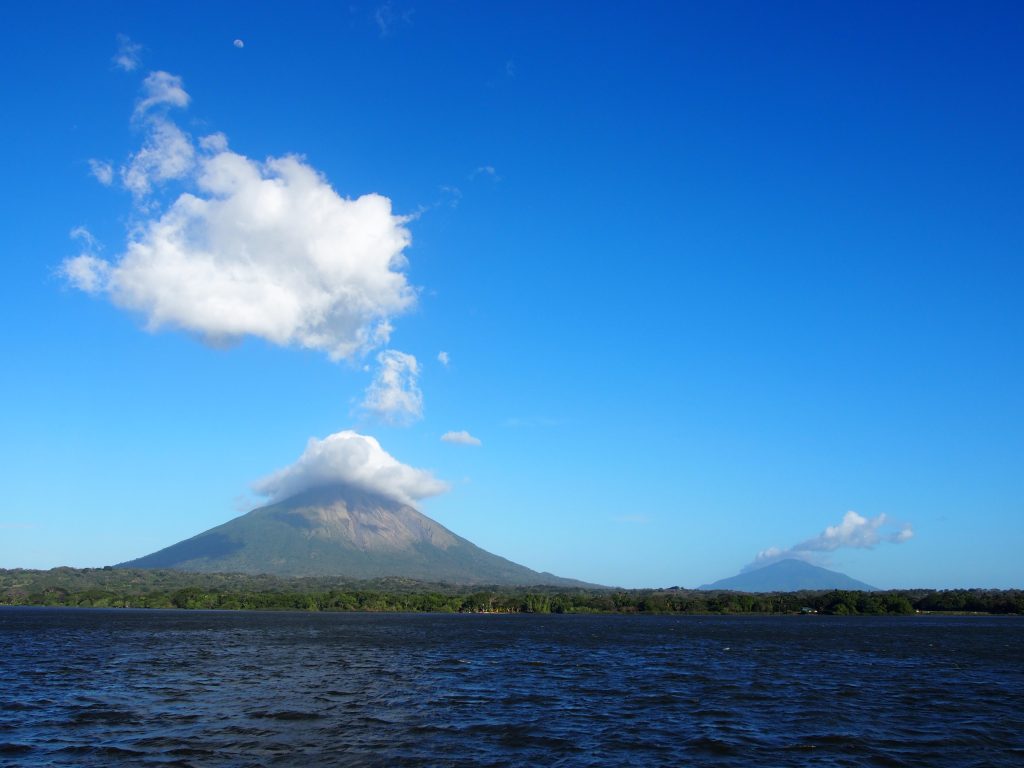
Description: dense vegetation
xmin=1 ymin=568 xmax=1021 ymax=615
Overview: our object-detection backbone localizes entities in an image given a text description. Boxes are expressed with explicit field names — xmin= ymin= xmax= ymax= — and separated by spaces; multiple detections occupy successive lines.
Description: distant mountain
xmin=698 ymin=559 xmax=878 ymax=592
xmin=117 ymin=484 xmax=588 ymax=587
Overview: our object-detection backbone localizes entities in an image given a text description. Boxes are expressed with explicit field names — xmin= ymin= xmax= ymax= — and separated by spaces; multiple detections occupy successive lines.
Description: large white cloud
xmin=61 ymin=71 xmax=416 ymax=362
xmin=745 ymin=511 xmax=913 ymax=571
xmin=253 ymin=430 xmax=449 ymax=506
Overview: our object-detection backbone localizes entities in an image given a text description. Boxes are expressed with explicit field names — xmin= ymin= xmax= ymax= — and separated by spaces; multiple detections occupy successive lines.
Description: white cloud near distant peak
xmin=441 ymin=430 xmax=481 ymax=446
xmin=437 ymin=351 xmax=449 ymax=366
xmin=88 ymin=159 xmax=114 ymax=186
xmin=744 ymin=511 xmax=914 ymax=572
xmin=113 ymin=34 xmax=142 ymax=72
xmin=61 ymin=72 xmax=417 ymax=363
xmin=253 ymin=429 xmax=448 ymax=506
xmin=362 ymin=350 xmax=422 ymax=424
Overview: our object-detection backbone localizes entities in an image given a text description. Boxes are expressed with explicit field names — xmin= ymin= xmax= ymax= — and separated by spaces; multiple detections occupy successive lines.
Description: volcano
xmin=117 ymin=484 xmax=586 ymax=586
xmin=698 ymin=559 xmax=878 ymax=592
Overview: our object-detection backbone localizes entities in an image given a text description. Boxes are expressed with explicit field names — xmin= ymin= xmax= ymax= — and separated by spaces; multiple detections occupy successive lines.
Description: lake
xmin=1 ymin=608 xmax=1022 ymax=766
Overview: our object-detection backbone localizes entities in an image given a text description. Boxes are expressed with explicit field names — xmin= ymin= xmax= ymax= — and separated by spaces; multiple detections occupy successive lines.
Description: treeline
xmin=1 ymin=568 xmax=1021 ymax=615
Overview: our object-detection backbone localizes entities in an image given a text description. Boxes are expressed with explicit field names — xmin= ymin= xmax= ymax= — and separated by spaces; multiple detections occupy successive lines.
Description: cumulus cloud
xmin=441 ymin=430 xmax=481 ymax=446
xmin=113 ymin=34 xmax=142 ymax=72
xmin=745 ymin=511 xmax=914 ymax=572
xmin=253 ymin=429 xmax=448 ymax=506
xmin=88 ymin=159 xmax=114 ymax=186
xmin=362 ymin=350 xmax=423 ymax=423
xmin=61 ymin=72 xmax=417 ymax=363
xmin=437 ymin=351 xmax=449 ymax=366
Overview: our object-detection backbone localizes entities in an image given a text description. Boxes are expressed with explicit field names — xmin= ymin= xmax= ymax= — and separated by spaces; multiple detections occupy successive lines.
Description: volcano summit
xmin=117 ymin=484 xmax=584 ymax=587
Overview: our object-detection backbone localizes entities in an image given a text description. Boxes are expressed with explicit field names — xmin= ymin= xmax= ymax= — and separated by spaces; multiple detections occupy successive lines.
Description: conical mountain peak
xmin=118 ymin=483 xmax=589 ymax=586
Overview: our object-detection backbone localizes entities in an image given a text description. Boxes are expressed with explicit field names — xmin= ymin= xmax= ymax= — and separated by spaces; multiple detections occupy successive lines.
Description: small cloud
xmin=374 ymin=4 xmax=392 ymax=35
xmin=744 ymin=511 xmax=915 ymax=572
xmin=437 ymin=351 xmax=450 ymax=366
xmin=113 ymin=34 xmax=142 ymax=72
xmin=70 ymin=226 xmax=100 ymax=250
xmin=471 ymin=165 xmax=501 ymax=182
xmin=120 ymin=118 xmax=195 ymax=197
xmin=198 ymin=132 xmax=228 ymax=153
xmin=88 ymin=159 xmax=114 ymax=186
xmin=441 ymin=430 xmax=481 ymax=447
xmin=135 ymin=71 xmax=190 ymax=118
xmin=362 ymin=350 xmax=423 ymax=425
xmin=253 ymin=429 xmax=449 ymax=506
xmin=60 ymin=254 xmax=111 ymax=294
xmin=233 ymin=39 xmax=245 ymax=49
xmin=893 ymin=526 xmax=914 ymax=543
xmin=439 ymin=185 xmax=462 ymax=208
xmin=505 ymin=60 xmax=516 ymax=78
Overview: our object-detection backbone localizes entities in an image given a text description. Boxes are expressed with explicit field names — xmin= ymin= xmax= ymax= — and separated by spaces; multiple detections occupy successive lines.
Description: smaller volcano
xmin=698 ymin=559 xmax=877 ymax=592
xmin=117 ymin=484 xmax=587 ymax=586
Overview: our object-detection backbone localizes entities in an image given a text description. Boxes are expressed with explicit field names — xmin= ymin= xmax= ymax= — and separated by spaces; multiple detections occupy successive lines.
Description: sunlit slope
xmin=117 ymin=485 xmax=587 ymax=587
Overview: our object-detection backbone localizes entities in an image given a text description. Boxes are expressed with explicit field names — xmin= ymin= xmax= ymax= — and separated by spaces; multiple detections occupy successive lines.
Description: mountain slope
xmin=117 ymin=484 xmax=588 ymax=587
xmin=698 ymin=559 xmax=878 ymax=592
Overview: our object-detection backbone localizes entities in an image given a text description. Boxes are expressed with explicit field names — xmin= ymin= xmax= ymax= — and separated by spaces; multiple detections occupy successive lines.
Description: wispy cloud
xmin=88 ymin=159 xmax=114 ymax=186
xmin=233 ymin=39 xmax=245 ymax=49
xmin=112 ymin=34 xmax=142 ymax=72
xmin=120 ymin=118 xmax=195 ymax=197
xmin=745 ymin=511 xmax=914 ymax=572
xmin=134 ymin=70 xmax=190 ymax=117
xmin=61 ymin=227 xmax=109 ymax=293
xmin=374 ymin=3 xmax=413 ymax=37
xmin=69 ymin=226 xmax=99 ymax=250
xmin=61 ymin=71 xmax=417 ymax=364
xmin=362 ymin=350 xmax=423 ymax=424
xmin=471 ymin=165 xmax=501 ymax=182
xmin=253 ymin=429 xmax=448 ymax=506
xmin=437 ymin=351 xmax=450 ymax=366
xmin=441 ymin=430 xmax=481 ymax=446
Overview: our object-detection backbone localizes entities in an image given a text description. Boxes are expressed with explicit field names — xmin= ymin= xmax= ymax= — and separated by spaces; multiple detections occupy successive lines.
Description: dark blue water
xmin=1 ymin=609 xmax=1022 ymax=766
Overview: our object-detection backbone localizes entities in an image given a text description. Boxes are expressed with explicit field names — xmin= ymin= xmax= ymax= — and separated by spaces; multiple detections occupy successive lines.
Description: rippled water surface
xmin=1 ymin=609 xmax=1022 ymax=766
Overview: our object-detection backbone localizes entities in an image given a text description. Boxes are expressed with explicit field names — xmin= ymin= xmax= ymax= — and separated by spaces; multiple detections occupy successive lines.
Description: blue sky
xmin=1 ymin=2 xmax=1021 ymax=588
